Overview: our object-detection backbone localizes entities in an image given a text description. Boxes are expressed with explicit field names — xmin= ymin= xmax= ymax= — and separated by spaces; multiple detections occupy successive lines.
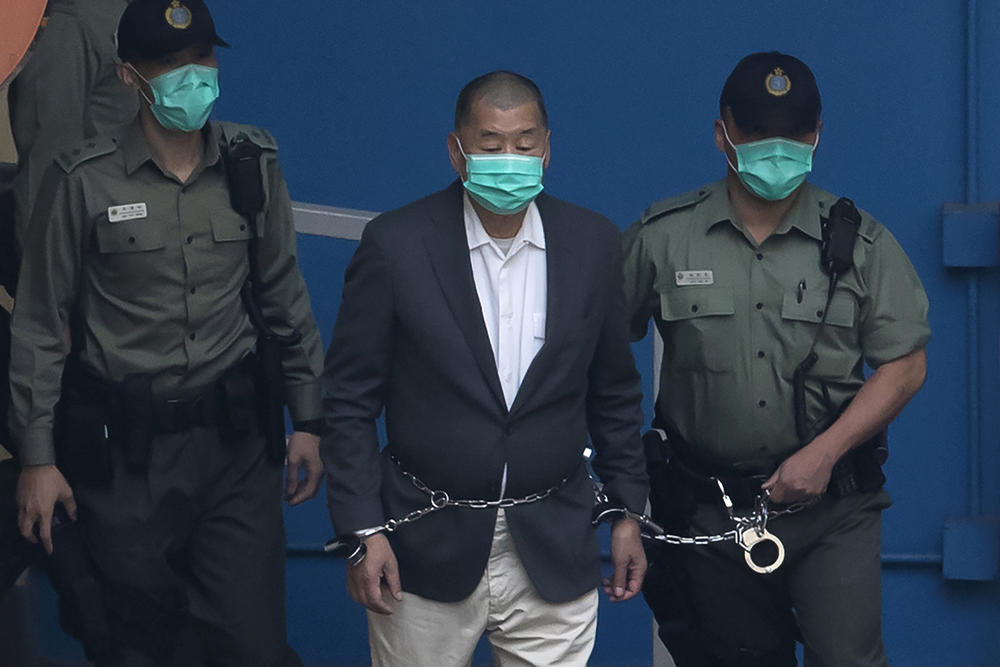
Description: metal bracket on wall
xmin=941 ymin=201 xmax=1000 ymax=581
xmin=292 ymin=201 xmax=376 ymax=241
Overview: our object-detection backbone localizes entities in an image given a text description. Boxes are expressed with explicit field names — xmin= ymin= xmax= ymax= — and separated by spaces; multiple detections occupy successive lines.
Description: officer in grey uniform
xmin=623 ymin=52 xmax=930 ymax=666
xmin=10 ymin=1 xmax=323 ymax=664
xmin=9 ymin=0 xmax=137 ymax=251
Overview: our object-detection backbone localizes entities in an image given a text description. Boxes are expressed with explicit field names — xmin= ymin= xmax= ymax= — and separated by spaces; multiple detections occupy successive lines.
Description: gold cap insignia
xmin=165 ymin=1 xmax=193 ymax=30
xmin=765 ymin=68 xmax=791 ymax=97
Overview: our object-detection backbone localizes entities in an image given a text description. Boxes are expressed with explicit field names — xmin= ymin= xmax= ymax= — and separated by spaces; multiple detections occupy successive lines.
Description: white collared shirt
xmin=463 ymin=194 xmax=548 ymax=410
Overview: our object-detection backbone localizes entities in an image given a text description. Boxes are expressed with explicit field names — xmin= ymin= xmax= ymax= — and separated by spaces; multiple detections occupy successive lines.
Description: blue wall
xmin=33 ymin=1 xmax=1000 ymax=665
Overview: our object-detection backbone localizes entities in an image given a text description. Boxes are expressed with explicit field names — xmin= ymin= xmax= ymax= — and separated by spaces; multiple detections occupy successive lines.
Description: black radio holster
xmin=222 ymin=132 xmax=301 ymax=466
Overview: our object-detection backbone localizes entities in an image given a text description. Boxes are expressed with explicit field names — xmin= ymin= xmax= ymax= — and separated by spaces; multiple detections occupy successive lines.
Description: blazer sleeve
xmin=321 ymin=220 xmax=394 ymax=535
xmin=586 ymin=227 xmax=649 ymax=514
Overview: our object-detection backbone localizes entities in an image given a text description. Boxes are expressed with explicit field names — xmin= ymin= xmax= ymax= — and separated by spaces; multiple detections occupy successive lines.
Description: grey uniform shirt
xmin=10 ymin=118 xmax=323 ymax=466
xmin=623 ymin=180 xmax=931 ymax=465
xmin=9 ymin=0 xmax=137 ymax=248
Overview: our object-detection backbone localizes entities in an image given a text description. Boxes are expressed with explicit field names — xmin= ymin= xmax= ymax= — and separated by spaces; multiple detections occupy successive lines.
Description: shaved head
xmin=454 ymin=70 xmax=548 ymax=130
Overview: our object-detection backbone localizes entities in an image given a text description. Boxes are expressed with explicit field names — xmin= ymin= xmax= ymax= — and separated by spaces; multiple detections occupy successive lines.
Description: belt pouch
xmin=121 ymin=374 xmax=154 ymax=471
xmin=218 ymin=362 xmax=255 ymax=442
xmin=53 ymin=382 xmax=112 ymax=488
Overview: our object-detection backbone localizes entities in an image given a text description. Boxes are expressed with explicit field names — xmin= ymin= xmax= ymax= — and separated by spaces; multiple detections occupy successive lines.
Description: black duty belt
xmin=648 ymin=428 xmax=887 ymax=508
xmin=62 ymin=353 xmax=258 ymax=437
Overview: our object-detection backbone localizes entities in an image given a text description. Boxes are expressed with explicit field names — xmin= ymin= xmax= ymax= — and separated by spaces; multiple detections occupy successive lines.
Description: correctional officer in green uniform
xmin=9 ymin=0 xmax=137 ymax=250
xmin=623 ymin=52 xmax=929 ymax=666
xmin=10 ymin=1 xmax=323 ymax=664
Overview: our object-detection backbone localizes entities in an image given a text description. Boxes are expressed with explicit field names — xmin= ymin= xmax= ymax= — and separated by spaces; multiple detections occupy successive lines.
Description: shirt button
xmin=128 ymin=236 xmax=135 ymax=244
xmin=758 ymin=399 xmax=767 ymax=407
xmin=816 ymin=310 xmax=825 ymax=318
xmin=756 ymin=253 xmax=764 ymax=260
xmin=690 ymin=304 xmax=699 ymax=313
xmin=189 ymin=333 xmax=196 ymax=341
xmin=757 ymin=350 xmax=765 ymax=358
xmin=190 ymin=287 xmax=196 ymax=295
xmin=186 ymin=235 xmax=194 ymax=244
xmin=755 ymin=302 xmax=764 ymax=310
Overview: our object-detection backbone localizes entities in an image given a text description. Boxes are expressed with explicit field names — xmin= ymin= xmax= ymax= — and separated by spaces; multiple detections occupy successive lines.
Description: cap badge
xmin=765 ymin=68 xmax=791 ymax=97
xmin=165 ymin=1 xmax=193 ymax=30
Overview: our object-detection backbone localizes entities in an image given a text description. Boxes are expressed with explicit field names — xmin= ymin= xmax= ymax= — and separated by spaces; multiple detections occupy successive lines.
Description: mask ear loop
xmin=721 ymin=121 xmax=740 ymax=174
xmin=123 ymin=62 xmax=155 ymax=107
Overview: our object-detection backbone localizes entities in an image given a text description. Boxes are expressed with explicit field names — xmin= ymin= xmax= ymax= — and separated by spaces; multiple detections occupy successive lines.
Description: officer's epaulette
xmin=214 ymin=121 xmax=278 ymax=151
xmin=640 ymin=187 xmax=711 ymax=224
xmin=54 ymin=136 xmax=120 ymax=173
xmin=857 ymin=214 xmax=879 ymax=244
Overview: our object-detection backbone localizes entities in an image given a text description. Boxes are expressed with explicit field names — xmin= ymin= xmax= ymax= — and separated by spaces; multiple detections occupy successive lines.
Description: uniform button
xmin=755 ymin=302 xmax=763 ymax=310
xmin=816 ymin=310 xmax=824 ymax=318
xmin=690 ymin=304 xmax=699 ymax=313
xmin=239 ymin=224 xmax=246 ymax=231
xmin=756 ymin=253 xmax=764 ymax=260
xmin=186 ymin=235 xmax=194 ymax=244
xmin=189 ymin=333 xmax=196 ymax=341
xmin=758 ymin=399 xmax=767 ymax=407
xmin=757 ymin=350 xmax=765 ymax=358
xmin=189 ymin=287 xmax=196 ymax=295
xmin=128 ymin=236 xmax=135 ymax=244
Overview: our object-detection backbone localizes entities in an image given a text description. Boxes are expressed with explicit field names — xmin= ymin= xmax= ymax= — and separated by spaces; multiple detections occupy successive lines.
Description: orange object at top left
xmin=1 ymin=0 xmax=49 ymax=89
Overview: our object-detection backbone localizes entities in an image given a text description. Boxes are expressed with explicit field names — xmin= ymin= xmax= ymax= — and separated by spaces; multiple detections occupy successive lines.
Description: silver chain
xmin=326 ymin=454 xmax=820 ymax=574
xmin=366 ymin=458 xmax=566 ymax=536
xmin=591 ymin=477 xmax=819 ymax=549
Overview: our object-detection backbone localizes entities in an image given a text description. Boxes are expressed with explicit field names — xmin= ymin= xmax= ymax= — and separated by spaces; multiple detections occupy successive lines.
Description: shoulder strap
xmin=641 ymin=187 xmax=711 ymax=225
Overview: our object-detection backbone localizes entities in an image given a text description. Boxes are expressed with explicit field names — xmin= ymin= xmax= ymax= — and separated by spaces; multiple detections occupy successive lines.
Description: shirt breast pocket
xmin=210 ymin=210 xmax=256 ymax=242
xmin=95 ymin=218 xmax=166 ymax=254
xmin=659 ymin=286 xmax=735 ymax=372
xmin=781 ymin=291 xmax=859 ymax=379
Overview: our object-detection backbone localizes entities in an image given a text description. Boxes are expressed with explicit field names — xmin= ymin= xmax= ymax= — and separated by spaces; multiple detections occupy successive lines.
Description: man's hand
xmin=346 ymin=533 xmax=403 ymax=615
xmin=761 ymin=440 xmax=837 ymax=504
xmin=285 ymin=431 xmax=323 ymax=505
xmin=17 ymin=464 xmax=76 ymax=555
xmin=602 ymin=518 xmax=646 ymax=602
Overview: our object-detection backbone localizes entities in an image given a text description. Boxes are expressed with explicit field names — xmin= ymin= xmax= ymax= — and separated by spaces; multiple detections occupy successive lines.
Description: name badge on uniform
xmin=107 ymin=203 xmax=147 ymax=223
xmin=675 ymin=270 xmax=714 ymax=286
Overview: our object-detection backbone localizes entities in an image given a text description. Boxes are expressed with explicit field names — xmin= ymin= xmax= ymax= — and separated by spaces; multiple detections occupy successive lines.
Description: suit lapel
xmin=509 ymin=193 xmax=573 ymax=417
xmin=423 ymin=182 xmax=507 ymax=409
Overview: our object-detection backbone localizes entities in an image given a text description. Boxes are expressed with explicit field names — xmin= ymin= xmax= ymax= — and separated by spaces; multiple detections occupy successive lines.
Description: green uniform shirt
xmin=10 ymin=0 xmax=137 ymax=248
xmin=10 ymin=119 xmax=323 ymax=466
xmin=623 ymin=179 xmax=930 ymax=466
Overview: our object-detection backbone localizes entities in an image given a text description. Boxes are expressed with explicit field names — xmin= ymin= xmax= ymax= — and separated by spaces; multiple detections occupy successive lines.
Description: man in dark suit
xmin=322 ymin=71 xmax=648 ymax=666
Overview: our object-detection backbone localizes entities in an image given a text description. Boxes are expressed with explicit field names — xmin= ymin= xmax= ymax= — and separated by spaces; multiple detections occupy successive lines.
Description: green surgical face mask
xmin=723 ymin=123 xmax=818 ymax=201
xmin=131 ymin=63 xmax=219 ymax=132
xmin=456 ymin=137 xmax=545 ymax=215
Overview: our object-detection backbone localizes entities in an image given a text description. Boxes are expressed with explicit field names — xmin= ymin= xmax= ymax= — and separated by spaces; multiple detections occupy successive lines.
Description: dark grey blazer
xmin=322 ymin=181 xmax=647 ymax=603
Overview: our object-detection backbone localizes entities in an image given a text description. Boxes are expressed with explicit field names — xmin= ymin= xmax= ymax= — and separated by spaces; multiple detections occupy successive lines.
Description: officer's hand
xmin=602 ymin=518 xmax=646 ymax=602
xmin=17 ymin=464 xmax=77 ymax=555
xmin=285 ymin=431 xmax=323 ymax=505
xmin=762 ymin=442 xmax=835 ymax=504
xmin=346 ymin=533 xmax=402 ymax=615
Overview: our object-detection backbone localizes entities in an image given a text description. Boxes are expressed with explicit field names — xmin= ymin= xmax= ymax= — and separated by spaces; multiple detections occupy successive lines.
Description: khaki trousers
xmin=368 ymin=509 xmax=599 ymax=667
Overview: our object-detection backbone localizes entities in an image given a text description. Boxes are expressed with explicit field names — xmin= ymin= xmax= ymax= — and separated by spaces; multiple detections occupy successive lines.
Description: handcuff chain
xmin=590 ymin=476 xmax=819 ymax=552
xmin=370 ymin=461 xmax=567 ymax=535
